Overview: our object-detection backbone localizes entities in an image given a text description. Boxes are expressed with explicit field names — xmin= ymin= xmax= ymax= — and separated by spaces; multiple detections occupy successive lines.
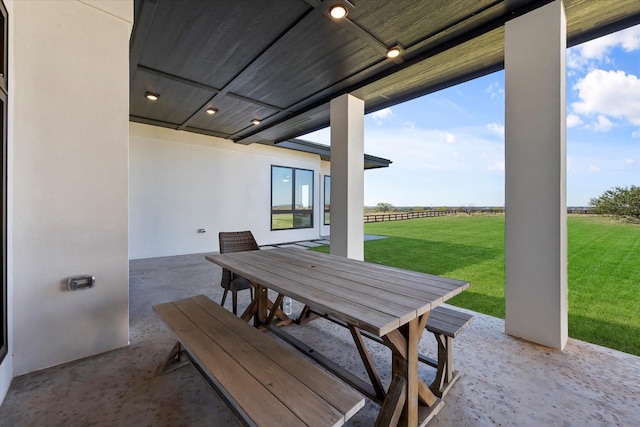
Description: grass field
xmin=314 ymin=215 xmax=640 ymax=355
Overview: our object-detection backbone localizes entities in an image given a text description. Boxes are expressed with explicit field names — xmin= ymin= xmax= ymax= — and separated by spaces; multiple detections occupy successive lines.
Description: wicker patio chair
xmin=218 ymin=231 xmax=258 ymax=315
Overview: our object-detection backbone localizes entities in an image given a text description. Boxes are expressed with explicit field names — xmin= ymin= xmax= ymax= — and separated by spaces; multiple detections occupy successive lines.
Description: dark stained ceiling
xmin=130 ymin=0 xmax=640 ymax=146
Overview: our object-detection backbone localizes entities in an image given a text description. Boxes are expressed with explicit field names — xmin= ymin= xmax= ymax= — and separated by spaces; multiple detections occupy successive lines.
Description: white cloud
xmin=571 ymin=69 xmax=640 ymax=128
xmin=566 ymin=114 xmax=583 ymax=128
xmin=485 ymin=81 xmax=504 ymax=100
xmin=370 ymin=108 xmax=393 ymax=125
xmin=589 ymin=164 xmax=601 ymax=173
xmin=580 ymin=37 xmax=616 ymax=61
xmin=486 ymin=122 xmax=505 ymax=138
xmin=566 ymin=48 xmax=589 ymax=71
xmin=633 ymin=130 xmax=640 ymax=139
xmin=586 ymin=115 xmax=614 ymax=132
xmin=614 ymin=25 xmax=640 ymax=52
xmin=567 ymin=24 xmax=640 ymax=69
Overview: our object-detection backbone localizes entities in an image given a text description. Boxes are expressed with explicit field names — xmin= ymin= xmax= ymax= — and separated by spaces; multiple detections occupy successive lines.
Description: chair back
xmin=219 ymin=231 xmax=260 ymax=254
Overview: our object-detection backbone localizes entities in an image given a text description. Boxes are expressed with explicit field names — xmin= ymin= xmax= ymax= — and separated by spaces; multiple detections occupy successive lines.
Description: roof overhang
xmin=130 ymin=0 xmax=640 ymax=146
xmin=276 ymin=139 xmax=392 ymax=170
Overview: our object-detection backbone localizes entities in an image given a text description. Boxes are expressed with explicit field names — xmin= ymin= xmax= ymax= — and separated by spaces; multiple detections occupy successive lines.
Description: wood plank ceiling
xmin=130 ymin=0 xmax=640 ymax=146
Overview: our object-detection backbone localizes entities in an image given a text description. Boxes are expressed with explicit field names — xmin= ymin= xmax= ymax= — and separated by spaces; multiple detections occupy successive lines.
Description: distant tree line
xmin=365 ymin=188 xmax=640 ymax=223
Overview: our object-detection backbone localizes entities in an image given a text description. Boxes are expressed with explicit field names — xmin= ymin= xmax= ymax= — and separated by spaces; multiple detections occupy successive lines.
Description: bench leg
xmin=429 ymin=333 xmax=461 ymax=398
xmin=157 ymin=341 xmax=190 ymax=375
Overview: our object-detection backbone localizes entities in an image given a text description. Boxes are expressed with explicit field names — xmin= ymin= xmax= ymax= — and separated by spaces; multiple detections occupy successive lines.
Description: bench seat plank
xmin=426 ymin=306 xmax=474 ymax=338
xmin=189 ymin=295 xmax=365 ymax=421
xmin=154 ymin=295 xmax=364 ymax=427
xmin=176 ymin=298 xmax=346 ymax=426
xmin=154 ymin=301 xmax=304 ymax=426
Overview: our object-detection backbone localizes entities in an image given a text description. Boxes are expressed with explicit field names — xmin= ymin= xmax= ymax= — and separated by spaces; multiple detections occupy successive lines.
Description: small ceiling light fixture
xmin=329 ymin=4 xmax=348 ymax=20
xmin=145 ymin=92 xmax=159 ymax=101
xmin=251 ymin=119 xmax=261 ymax=126
xmin=206 ymin=107 xmax=218 ymax=115
xmin=386 ymin=45 xmax=403 ymax=59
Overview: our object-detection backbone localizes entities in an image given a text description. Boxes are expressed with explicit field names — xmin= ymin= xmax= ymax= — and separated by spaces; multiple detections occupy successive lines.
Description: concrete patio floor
xmin=0 ymin=251 xmax=638 ymax=426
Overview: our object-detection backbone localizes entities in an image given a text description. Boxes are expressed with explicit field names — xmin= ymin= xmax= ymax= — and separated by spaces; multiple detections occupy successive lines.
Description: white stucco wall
xmin=129 ymin=123 xmax=326 ymax=259
xmin=7 ymin=0 xmax=132 ymax=377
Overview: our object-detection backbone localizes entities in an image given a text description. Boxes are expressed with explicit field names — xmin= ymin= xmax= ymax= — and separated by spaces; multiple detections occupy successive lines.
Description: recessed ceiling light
xmin=206 ymin=107 xmax=218 ymax=115
xmin=329 ymin=5 xmax=348 ymax=20
xmin=145 ymin=92 xmax=159 ymax=101
xmin=386 ymin=45 xmax=403 ymax=59
xmin=386 ymin=48 xmax=400 ymax=59
xmin=251 ymin=119 xmax=261 ymax=126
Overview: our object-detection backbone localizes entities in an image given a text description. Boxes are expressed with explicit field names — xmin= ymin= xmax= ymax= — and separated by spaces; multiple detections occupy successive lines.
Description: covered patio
xmin=0 ymin=252 xmax=638 ymax=426
xmin=127 ymin=0 xmax=640 ymax=350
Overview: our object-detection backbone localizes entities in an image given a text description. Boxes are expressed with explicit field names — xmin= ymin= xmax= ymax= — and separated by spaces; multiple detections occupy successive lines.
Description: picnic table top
xmin=206 ymin=248 xmax=470 ymax=337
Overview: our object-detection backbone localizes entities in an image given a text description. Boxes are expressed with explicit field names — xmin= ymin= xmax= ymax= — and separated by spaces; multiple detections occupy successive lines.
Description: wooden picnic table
xmin=206 ymin=248 xmax=470 ymax=427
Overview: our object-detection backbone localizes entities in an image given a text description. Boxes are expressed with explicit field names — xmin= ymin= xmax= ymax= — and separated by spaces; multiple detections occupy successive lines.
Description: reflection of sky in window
xmin=272 ymin=167 xmax=292 ymax=207
xmin=324 ymin=176 xmax=330 ymax=206
xmin=295 ymin=170 xmax=313 ymax=209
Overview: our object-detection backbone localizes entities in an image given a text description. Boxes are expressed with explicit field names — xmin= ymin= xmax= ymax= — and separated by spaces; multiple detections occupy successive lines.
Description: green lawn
xmin=313 ymin=215 xmax=640 ymax=355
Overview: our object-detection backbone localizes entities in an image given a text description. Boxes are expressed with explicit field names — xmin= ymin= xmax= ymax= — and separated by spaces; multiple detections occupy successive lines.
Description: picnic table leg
xmin=348 ymin=324 xmax=386 ymax=401
xmin=380 ymin=318 xmax=419 ymax=426
xmin=400 ymin=317 xmax=420 ymax=426
xmin=382 ymin=312 xmax=443 ymax=427
xmin=240 ymin=285 xmax=292 ymax=327
xmin=240 ymin=298 xmax=257 ymax=323
xmin=266 ymin=293 xmax=285 ymax=325
xmin=375 ymin=375 xmax=406 ymax=426
xmin=296 ymin=304 xmax=321 ymax=325
xmin=265 ymin=294 xmax=294 ymax=327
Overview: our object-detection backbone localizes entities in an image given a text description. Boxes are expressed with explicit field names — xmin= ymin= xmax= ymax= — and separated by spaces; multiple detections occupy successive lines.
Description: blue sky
xmin=302 ymin=24 xmax=640 ymax=207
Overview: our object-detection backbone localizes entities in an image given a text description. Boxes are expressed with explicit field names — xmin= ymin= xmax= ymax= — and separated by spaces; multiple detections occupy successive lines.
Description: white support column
xmin=330 ymin=94 xmax=365 ymax=260
xmin=505 ymin=1 xmax=567 ymax=349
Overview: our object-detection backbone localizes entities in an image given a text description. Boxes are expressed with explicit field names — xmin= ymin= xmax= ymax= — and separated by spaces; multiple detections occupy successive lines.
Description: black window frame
xmin=323 ymin=175 xmax=330 ymax=226
xmin=271 ymin=165 xmax=314 ymax=230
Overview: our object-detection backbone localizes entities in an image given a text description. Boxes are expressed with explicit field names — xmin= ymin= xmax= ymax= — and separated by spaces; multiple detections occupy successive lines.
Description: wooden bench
xmin=420 ymin=305 xmax=474 ymax=398
xmin=153 ymin=295 xmax=364 ymax=427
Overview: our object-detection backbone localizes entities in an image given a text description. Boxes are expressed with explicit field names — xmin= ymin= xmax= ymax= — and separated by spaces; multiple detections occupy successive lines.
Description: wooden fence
xmin=364 ymin=210 xmax=457 ymax=223
xmin=364 ymin=207 xmax=591 ymax=223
